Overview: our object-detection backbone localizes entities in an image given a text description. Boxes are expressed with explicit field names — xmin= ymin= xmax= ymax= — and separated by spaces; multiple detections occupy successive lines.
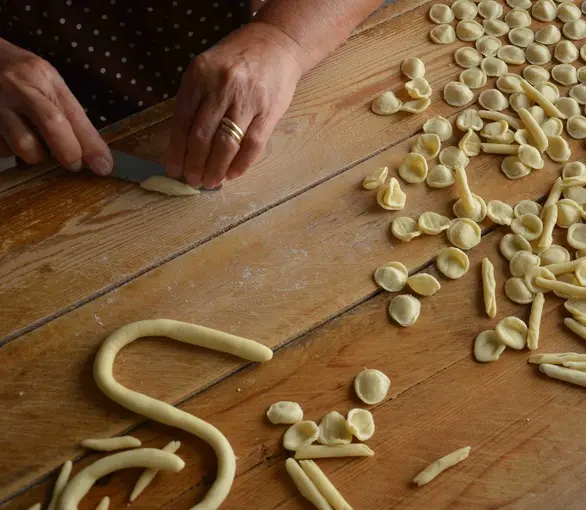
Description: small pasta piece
xmin=444 ymin=81 xmax=474 ymax=106
xmin=80 ymin=436 xmax=142 ymax=452
xmin=474 ymin=330 xmax=506 ymax=362
xmin=554 ymin=40 xmax=579 ymax=63
xmin=285 ymin=458 xmax=333 ymax=510
xmin=569 ymin=84 xmax=586 ymax=105
xmin=478 ymin=110 xmax=521 ymax=130
xmin=518 ymin=144 xmax=544 ymax=169
xmin=401 ymin=97 xmax=431 ymax=114
xmin=267 ymin=402 xmax=304 ymax=425
xmin=460 ymin=68 xmax=488 ymax=89
xmin=509 ymin=250 xmax=540 ymax=277
xmin=529 ymin=352 xmax=586 ymax=365
xmin=405 ymin=78 xmax=432 ymax=99
xmin=317 ymin=411 xmax=352 ymax=445
xmin=565 ymin=298 xmax=586 ymax=320
xmin=546 ymin=136 xmax=571 ymax=163
xmin=510 ymin=92 xmax=533 ymax=113
xmin=501 ymin=156 xmax=531 ymax=180
xmin=354 ymin=368 xmax=390 ymax=405
xmin=452 ymin=0 xmax=478 ymax=19
xmin=453 ymin=193 xmax=487 ymax=222
xmin=436 ymin=247 xmax=470 ymax=279
xmin=511 ymin=213 xmax=543 ymax=241
xmin=539 ymin=363 xmax=586 ymax=387
xmin=544 ymin=258 xmax=586 ymax=276
xmin=388 ymin=294 xmax=421 ymax=327
xmin=514 ymin=200 xmax=542 ymax=218
xmin=563 ymin=19 xmax=586 ymax=40
xmin=478 ymin=89 xmax=509 ymax=111
xmin=541 ymin=118 xmax=563 ymax=137
xmin=567 ymin=115 xmax=586 ymax=139
xmin=526 ymin=104 xmax=547 ymax=124
xmin=500 ymin=233 xmax=532 ymax=260
xmin=391 ymin=217 xmax=421 ymax=242
xmin=525 ymin=43 xmax=551 ymax=66
xmin=538 ymin=203 xmax=558 ymax=250
xmin=543 ymin=177 xmax=563 ymax=212
xmin=371 ymin=92 xmax=402 ymax=115
xmin=377 ymin=178 xmax=406 ymax=210
xmin=430 ymin=24 xmax=457 ymax=44
xmin=527 ymin=293 xmax=545 ymax=351
xmin=520 ymin=79 xmax=566 ymax=119
xmin=557 ymin=199 xmax=582 ymax=228
xmin=563 ymin=185 xmax=586 ymax=205
xmin=505 ymin=277 xmax=534 ymax=304
xmin=568 ymin=223 xmax=586 ymax=250
xmin=483 ymin=19 xmax=509 ymax=37
xmin=447 ymin=218 xmax=481 ymax=250
xmin=478 ymin=0 xmax=502 ymax=19
xmin=552 ymin=64 xmax=578 ymax=86
xmin=456 ymin=20 xmax=485 ymax=42
xmin=429 ymin=4 xmax=455 ymax=24
xmin=505 ymin=8 xmax=531 ymax=28
xmin=482 ymin=258 xmax=497 ymax=318
xmin=480 ymin=120 xmax=508 ymax=139
xmin=459 ymin=129 xmax=481 ymax=156
xmin=535 ymin=278 xmax=586 ymax=297
xmin=558 ymin=2 xmax=581 ymax=22
xmin=476 ymin=35 xmax=502 ymax=57
xmin=481 ymin=143 xmax=519 ymax=155
xmin=453 ymin=165 xmax=475 ymax=213
xmin=346 ymin=409 xmax=375 ymax=441
xmin=407 ymin=273 xmax=441 ymax=296
xmin=373 ymin=261 xmax=408 ymax=292
xmin=423 ymin=116 xmax=453 ymax=141
xmin=539 ymin=245 xmax=570 ymax=265
xmin=495 ymin=316 xmax=528 ymax=350
xmin=532 ymin=0 xmax=557 ymax=22
xmin=562 ymin=161 xmax=586 ymax=180
xmin=47 ymin=460 xmax=73 ymax=510
xmin=563 ymin=362 xmax=586 ymax=371
xmin=481 ymin=57 xmax=508 ymax=77
xmin=523 ymin=65 xmax=550 ymax=86
xmin=413 ymin=447 xmax=471 ymax=487
xmin=487 ymin=200 xmax=514 ymax=225
xmin=440 ymin=147 xmax=469 ymax=169
xmin=555 ymin=97 xmax=581 ymax=118
xmin=498 ymin=45 xmax=526 ymax=65
xmin=518 ymin=108 xmax=548 ymax=152
xmin=95 ymin=498 xmax=110 ymax=510
xmin=456 ymin=109 xmax=483 ymax=132
xmin=283 ymin=421 xmax=320 ymax=451
xmin=496 ymin=73 xmax=523 ymax=94
xmin=362 ymin=166 xmax=389 ymax=190
xmin=535 ymin=25 xmax=561 ymax=45
xmin=426 ymin=165 xmax=455 ymax=188
xmin=399 ymin=153 xmax=428 ymax=184
xmin=299 ymin=460 xmax=353 ymax=510
xmin=508 ymin=27 xmax=534 ymax=48
xmin=412 ymin=133 xmax=441 ymax=160
xmin=295 ymin=444 xmax=374 ymax=460
xmin=418 ymin=211 xmax=451 ymax=235
xmin=567 ymin=318 xmax=586 ymax=339
xmin=401 ymin=57 xmax=425 ymax=79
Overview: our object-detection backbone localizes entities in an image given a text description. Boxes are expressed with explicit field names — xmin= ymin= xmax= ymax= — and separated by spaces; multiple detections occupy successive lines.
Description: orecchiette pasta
xmin=377 ymin=178 xmax=407 ymax=210
xmin=423 ymin=116 xmax=453 ymax=141
xmin=460 ymin=67 xmax=488 ymax=89
xmin=388 ymin=294 xmax=421 ymax=327
xmin=508 ymin=27 xmax=534 ymax=48
xmin=478 ymin=89 xmax=509 ymax=111
xmin=495 ymin=316 xmax=528 ymax=350
xmin=567 ymin=115 xmax=586 ymax=139
xmin=456 ymin=109 xmax=483 ymax=131
xmin=552 ymin=63 xmax=578 ymax=85
xmin=429 ymin=4 xmax=455 ymax=24
xmin=401 ymin=56 xmax=425 ymax=79
xmin=363 ymin=166 xmax=389 ymax=190
xmin=426 ymin=164 xmax=455 ymax=188
xmin=436 ymin=247 xmax=470 ymax=279
xmin=418 ymin=211 xmax=451 ymax=234
xmin=407 ymin=273 xmax=441 ymax=296
xmin=372 ymin=91 xmax=402 ymax=115
xmin=430 ymin=24 xmax=457 ymax=44
xmin=374 ymin=261 xmax=408 ymax=291
xmin=554 ymin=40 xmax=579 ymax=63
xmin=444 ymin=81 xmax=474 ymax=106
xmin=412 ymin=133 xmax=441 ymax=160
xmin=399 ymin=152 xmax=429 ymax=183
xmin=447 ymin=218 xmax=482 ymax=250
xmin=391 ymin=217 xmax=422 ymax=242
xmin=474 ymin=330 xmax=506 ymax=362
xmin=456 ymin=20 xmax=485 ymax=42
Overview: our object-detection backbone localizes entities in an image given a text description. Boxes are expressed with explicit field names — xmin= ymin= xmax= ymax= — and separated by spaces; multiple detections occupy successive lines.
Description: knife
xmin=109 ymin=150 xmax=221 ymax=189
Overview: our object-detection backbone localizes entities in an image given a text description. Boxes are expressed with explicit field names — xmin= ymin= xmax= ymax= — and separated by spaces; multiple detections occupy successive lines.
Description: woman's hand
xmin=0 ymin=39 xmax=112 ymax=174
xmin=166 ymin=21 xmax=309 ymax=189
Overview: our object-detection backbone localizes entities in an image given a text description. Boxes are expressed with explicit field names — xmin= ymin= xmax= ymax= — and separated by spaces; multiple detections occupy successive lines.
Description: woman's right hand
xmin=0 ymin=39 xmax=112 ymax=174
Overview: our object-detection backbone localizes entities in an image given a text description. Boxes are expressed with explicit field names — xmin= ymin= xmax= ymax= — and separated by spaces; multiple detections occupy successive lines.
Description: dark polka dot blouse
xmin=0 ymin=1 xmax=252 ymax=128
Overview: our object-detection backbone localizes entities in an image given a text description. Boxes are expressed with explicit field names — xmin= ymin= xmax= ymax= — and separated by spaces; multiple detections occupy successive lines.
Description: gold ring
xmin=221 ymin=117 xmax=245 ymax=140
xmin=220 ymin=123 xmax=243 ymax=145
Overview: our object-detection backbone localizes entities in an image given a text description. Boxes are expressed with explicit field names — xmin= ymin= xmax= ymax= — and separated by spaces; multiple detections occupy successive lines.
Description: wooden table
xmin=2 ymin=2 xmax=586 ymax=508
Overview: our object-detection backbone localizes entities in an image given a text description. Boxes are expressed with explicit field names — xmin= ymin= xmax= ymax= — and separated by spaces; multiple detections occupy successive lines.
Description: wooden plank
xmin=0 ymin=0 xmax=477 ymax=342
xmin=0 ymin=105 xmax=576 ymax=500
xmin=5 ymin=230 xmax=585 ymax=509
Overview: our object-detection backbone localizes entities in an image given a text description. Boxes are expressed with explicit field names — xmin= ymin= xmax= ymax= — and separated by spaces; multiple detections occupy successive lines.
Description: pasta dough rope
xmin=294 ymin=444 xmax=374 ymax=459
xmin=285 ymin=458 xmax=332 ymax=510
xmin=47 ymin=460 xmax=72 ymax=510
xmin=92 ymin=319 xmax=273 ymax=510
xmin=527 ymin=293 xmax=545 ymax=350
xmin=57 ymin=449 xmax=185 ymax=510
xmin=299 ymin=460 xmax=354 ymax=510
xmin=413 ymin=447 xmax=471 ymax=486
xmin=518 ymin=108 xmax=548 ymax=152
xmin=80 ymin=436 xmax=141 ymax=452
xmin=539 ymin=364 xmax=586 ymax=387
xmin=528 ymin=352 xmax=586 ymax=364
xmin=482 ymin=258 xmax=497 ymax=318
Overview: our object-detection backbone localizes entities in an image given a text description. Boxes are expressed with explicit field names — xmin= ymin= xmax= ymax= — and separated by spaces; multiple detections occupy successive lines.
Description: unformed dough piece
xmin=295 ymin=444 xmax=374 ymax=460
xmin=495 ymin=316 xmax=528 ymax=350
xmin=478 ymin=89 xmax=509 ymax=111
xmin=423 ymin=116 xmax=453 ymax=141
xmin=401 ymin=57 xmax=425 ymax=79
xmin=391 ymin=217 xmax=421 ymax=242
xmin=284 ymin=421 xmax=320 ymax=451
xmin=482 ymin=258 xmax=497 ymax=318
xmin=518 ymin=108 xmax=548 ymax=152
xmin=318 ymin=411 xmax=353 ymax=446
xmin=140 ymin=176 xmax=200 ymax=196
xmin=500 ymin=233 xmax=532 ymax=260
xmin=399 ymin=153 xmax=429 ymax=183
xmin=47 ymin=460 xmax=73 ymax=510
xmin=436 ymin=247 xmax=470 ymax=279
xmin=498 ymin=45 xmax=526 ymax=65
xmin=460 ymin=68 xmax=488 ymax=90
xmin=527 ymin=292 xmax=545 ymax=350
xmin=80 ymin=436 xmax=142 ymax=452
xmin=285 ymin=458 xmax=333 ymax=510
xmin=539 ymin=363 xmax=586 ymax=387
xmin=430 ymin=24 xmax=457 ymax=44
xmin=487 ymin=200 xmax=514 ymax=225
xmin=407 ymin=273 xmax=441 ymax=296
xmin=568 ymin=223 xmax=586 ymax=250
xmin=552 ymin=64 xmax=578 ymax=86
xmin=346 ymin=409 xmax=375 ymax=441
xmin=456 ymin=20 xmax=485 ymax=42
xmin=267 ymin=401 xmax=304 ymax=425
xmin=58 ymin=449 xmax=185 ymax=510
xmin=92 ymin=319 xmax=273 ymax=510
xmin=130 ymin=440 xmax=182 ymax=502
xmin=388 ymin=294 xmax=421 ymax=327
xmin=354 ymin=368 xmax=390 ymax=405
xmin=363 ymin=166 xmax=389 ymax=190
xmin=444 ymin=82 xmax=474 ymax=107
xmin=413 ymin=447 xmax=471 ymax=487
xmin=474 ymin=330 xmax=506 ymax=362
xmin=567 ymin=115 xmax=586 ymax=139
xmin=374 ymin=261 xmax=408 ymax=292
xmin=372 ymin=92 xmax=402 ymax=115
xmin=377 ymin=178 xmax=406 ymax=210
xmin=456 ymin=109 xmax=483 ymax=132
xmin=299 ymin=460 xmax=354 ymax=510
xmin=505 ymin=277 xmax=534 ymax=304
xmin=418 ymin=211 xmax=451 ymax=235
xmin=426 ymin=165 xmax=455 ymax=188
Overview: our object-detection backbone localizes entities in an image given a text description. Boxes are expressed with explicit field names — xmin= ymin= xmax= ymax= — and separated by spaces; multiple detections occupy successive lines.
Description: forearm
xmin=254 ymin=0 xmax=383 ymax=73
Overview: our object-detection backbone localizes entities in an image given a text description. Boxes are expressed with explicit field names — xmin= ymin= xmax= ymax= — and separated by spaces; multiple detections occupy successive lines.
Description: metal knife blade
xmin=110 ymin=149 xmax=168 ymax=184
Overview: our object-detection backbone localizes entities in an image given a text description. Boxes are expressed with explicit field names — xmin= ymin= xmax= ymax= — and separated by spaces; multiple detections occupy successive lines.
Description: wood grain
xmin=5 ymin=231 xmax=586 ymax=509
xmin=0 ymin=0 xmax=481 ymax=343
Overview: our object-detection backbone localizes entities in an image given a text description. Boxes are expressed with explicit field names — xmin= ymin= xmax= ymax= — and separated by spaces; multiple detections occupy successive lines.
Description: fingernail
xmin=70 ymin=159 xmax=83 ymax=172
xmin=89 ymin=156 xmax=113 ymax=176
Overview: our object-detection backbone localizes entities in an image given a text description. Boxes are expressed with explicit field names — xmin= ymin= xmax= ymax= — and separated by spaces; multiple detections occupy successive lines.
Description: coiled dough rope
xmin=79 ymin=319 xmax=272 ymax=510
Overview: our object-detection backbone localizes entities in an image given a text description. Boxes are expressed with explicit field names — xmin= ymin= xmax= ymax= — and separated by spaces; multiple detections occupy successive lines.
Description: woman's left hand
xmin=166 ymin=21 xmax=308 ymax=189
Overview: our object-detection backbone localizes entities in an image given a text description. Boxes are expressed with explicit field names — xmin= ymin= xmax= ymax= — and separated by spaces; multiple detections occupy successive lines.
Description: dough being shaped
xmin=284 ymin=421 xmax=320 ymax=451
xmin=474 ymin=330 xmax=505 ymax=362
xmin=346 ymin=409 xmax=375 ymax=441
xmin=317 ymin=411 xmax=353 ymax=445
xmin=92 ymin=319 xmax=273 ymax=510
xmin=354 ymin=368 xmax=390 ymax=404
xmin=388 ymin=295 xmax=421 ymax=327
xmin=267 ymin=401 xmax=304 ymax=425
xmin=140 ymin=176 xmax=200 ymax=196
xmin=413 ymin=447 xmax=471 ymax=486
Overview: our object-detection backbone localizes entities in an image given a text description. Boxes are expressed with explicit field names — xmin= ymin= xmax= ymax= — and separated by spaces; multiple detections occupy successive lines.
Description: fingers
xmin=226 ymin=114 xmax=276 ymax=181
xmin=0 ymin=109 xmax=46 ymax=164
xmin=182 ymin=98 xmax=230 ymax=188
xmin=20 ymin=88 xmax=82 ymax=171
xmin=55 ymin=80 xmax=112 ymax=175
xmin=165 ymin=90 xmax=199 ymax=180
xmin=0 ymin=137 xmax=12 ymax=158
xmin=201 ymin=106 xmax=254 ymax=189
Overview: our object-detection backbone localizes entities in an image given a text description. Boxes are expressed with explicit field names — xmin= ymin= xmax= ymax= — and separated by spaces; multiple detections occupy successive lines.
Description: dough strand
xmin=48 ymin=460 xmax=73 ymax=510
xmin=80 ymin=436 xmax=141 ymax=452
